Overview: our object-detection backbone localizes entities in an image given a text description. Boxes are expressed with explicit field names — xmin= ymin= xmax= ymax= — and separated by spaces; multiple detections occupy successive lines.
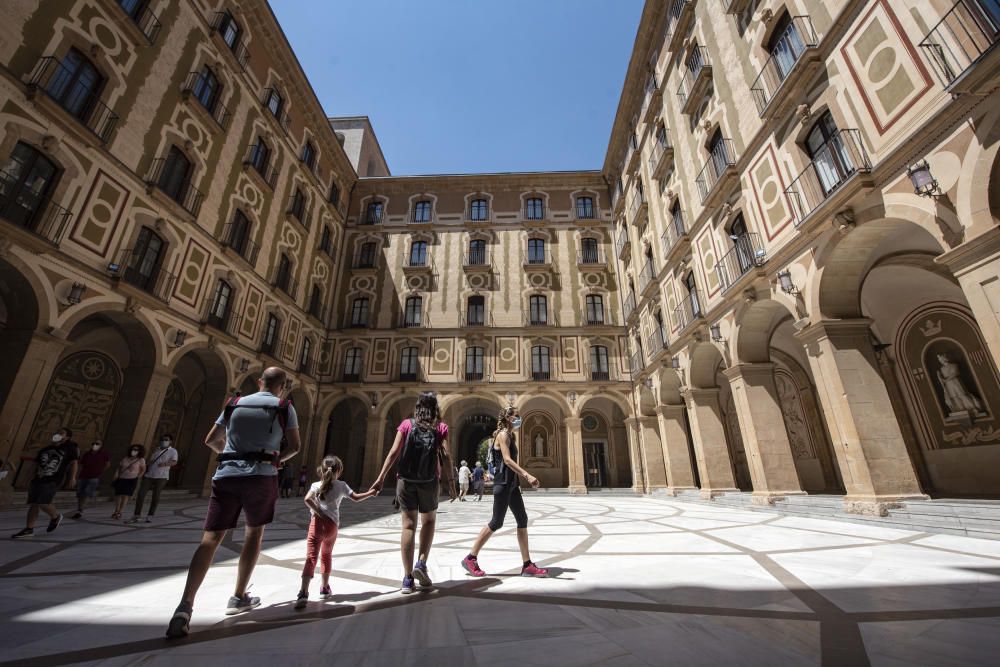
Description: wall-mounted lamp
xmin=106 ymin=262 xmax=121 ymax=274
xmin=710 ymin=323 xmax=723 ymax=342
xmin=777 ymin=269 xmax=798 ymax=295
xmin=66 ymin=282 xmax=86 ymax=305
xmin=505 ymin=391 xmax=517 ymax=406
xmin=238 ymin=358 xmax=250 ymax=373
xmin=642 ymin=377 xmax=654 ymax=389
xmin=172 ymin=330 xmax=187 ymax=347
xmin=369 ymin=392 xmax=379 ymax=410
xmin=567 ymin=390 xmax=577 ymax=407
xmin=907 ymin=160 xmax=940 ymax=198
xmin=670 ymin=357 xmax=681 ymax=370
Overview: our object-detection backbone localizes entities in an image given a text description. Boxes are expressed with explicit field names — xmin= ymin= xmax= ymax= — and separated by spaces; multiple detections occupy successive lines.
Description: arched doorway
xmin=0 ymin=258 xmax=40 ymax=413
xmin=325 ymin=396 xmax=368 ymax=489
xmin=577 ymin=396 xmax=631 ymax=488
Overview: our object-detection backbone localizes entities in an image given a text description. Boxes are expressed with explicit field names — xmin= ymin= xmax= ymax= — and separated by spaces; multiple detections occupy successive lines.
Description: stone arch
xmin=0 ymin=256 xmax=43 ymax=411
xmin=577 ymin=395 xmax=632 ymax=488
xmin=324 ymin=395 xmax=369 ymax=488
xmin=518 ymin=394 xmax=568 ymax=487
xmin=689 ymin=341 xmax=725 ymax=389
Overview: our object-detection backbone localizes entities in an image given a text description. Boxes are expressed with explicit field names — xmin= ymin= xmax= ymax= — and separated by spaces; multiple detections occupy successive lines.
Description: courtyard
xmin=2 ymin=494 xmax=999 ymax=666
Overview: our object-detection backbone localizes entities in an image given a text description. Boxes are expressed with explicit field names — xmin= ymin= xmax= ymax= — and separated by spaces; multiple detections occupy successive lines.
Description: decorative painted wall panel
xmin=429 ymin=338 xmax=454 ymax=375
xmin=749 ymin=145 xmax=793 ymax=241
xmin=239 ymin=285 xmax=264 ymax=340
xmin=173 ymin=239 xmax=210 ymax=307
xmin=70 ymin=170 xmax=130 ymax=256
xmin=370 ymin=338 xmax=391 ymax=376
xmin=561 ymin=336 xmax=580 ymax=374
xmin=495 ymin=336 xmax=520 ymax=374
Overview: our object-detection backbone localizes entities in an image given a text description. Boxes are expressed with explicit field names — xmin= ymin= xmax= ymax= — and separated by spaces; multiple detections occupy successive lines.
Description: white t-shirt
xmin=309 ymin=480 xmax=353 ymax=525
xmin=145 ymin=446 xmax=178 ymax=480
xmin=458 ymin=465 xmax=471 ymax=484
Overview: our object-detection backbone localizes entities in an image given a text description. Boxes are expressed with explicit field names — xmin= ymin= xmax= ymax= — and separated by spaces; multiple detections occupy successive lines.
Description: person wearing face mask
xmin=460 ymin=406 xmax=548 ymax=578
xmin=126 ymin=434 xmax=178 ymax=524
xmin=72 ymin=439 xmax=111 ymax=519
xmin=11 ymin=427 xmax=80 ymax=539
xmin=111 ymin=444 xmax=147 ymax=520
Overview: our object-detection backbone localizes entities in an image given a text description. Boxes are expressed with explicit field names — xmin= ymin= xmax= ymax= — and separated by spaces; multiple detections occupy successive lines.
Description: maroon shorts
xmin=204 ymin=475 xmax=279 ymax=531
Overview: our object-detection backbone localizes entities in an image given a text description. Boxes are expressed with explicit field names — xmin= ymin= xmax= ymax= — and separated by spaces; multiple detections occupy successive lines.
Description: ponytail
xmin=413 ymin=391 xmax=440 ymax=430
xmin=316 ymin=456 xmax=343 ymax=500
xmin=492 ymin=405 xmax=517 ymax=440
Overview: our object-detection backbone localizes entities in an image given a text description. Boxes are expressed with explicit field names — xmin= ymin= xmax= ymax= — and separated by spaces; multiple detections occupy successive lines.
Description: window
xmin=192 ymin=65 xmax=221 ymax=113
xmin=531 ymin=345 xmax=551 ymax=380
xmin=768 ymin=13 xmax=806 ymax=81
xmin=470 ymin=198 xmax=488 ymax=221
xmin=261 ymin=313 xmax=280 ymax=353
xmin=329 ymin=180 xmax=340 ymax=206
xmin=400 ymin=347 xmax=419 ymax=381
xmin=581 ymin=237 xmax=599 ymax=263
xmin=158 ymin=146 xmax=191 ymax=203
xmin=46 ymin=48 xmax=103 ymax=121
xmin=225 ymin=209 xmax=251 ymax=256
xmin=806 ymin=111 xmax=853 ymax=196
xmin=319 ymin=225 xmax=332 ymax=255
xmin=655 ymin=124 xmax=668 ymax=148
xmin=468 ymin=239 xmax=486 ymax=265
xmin=289 ymin=188 xmax=305 ymax=221
xmin=357 ymin=241 xmax=377 ymax=268
xmin=308 ymin=284 xmax=322 ymax=318
xmin=525 ymin=197 xmax=544 ymax=220
xmin=119 ymin=0 xmax=148 ymax=19
xmin=586 ymin=294 xmax=605 ymax=325
xmin=301 ymin=141 xmax=316 ymax=171
xmin=590 ymin=346 xmax=610 ymax=380
xmin=275 ymin=253 xmax=291 ymax=292
xmin=527 ymin=238 xmax=546 ymax=264
xmin=207 ymin=279 xmax=232 ymax=330
xmin=364 ymin=201 xmax=383 ymax=224
xmin=299 ymin=337 xmax=312 ymax=371
xmin=671 ymin=201 xmax=684 ymax=232
xmin=576 ymin=196 xmax=595 ymax=219
xmin=0 ymin=142 xmax=59 ymax=228
xmin=265 ymin=88 xmax=283 ymax=118
xmin=686 ymin=44 xmax=706 ymax=74
xmin=655 ymin=311 xmax=667 ymax=346
xmin=218 ymin=11 xmax=241 ymax=49
xmin=709 ymin=130 xmax=733 ymax=177
xmin=466 ymin=295 xmax=485 ymax=326
xmin=409 ymin=240 xmax=428 ymax=267
xmin=404 ymin=296 xmax=422 ymax=327
xmin=729 ymin=213 xmax=754 ymax=273
xmin=124 ymin=226 xmax=164 ymax=291
xmin=466 ymin=346 xmax=484 ymax=381
xmin=350 ymin=297 xmax=370 ymax=327
xmin=684 ymin=271 xmax=701 ymax=318
xmin=529 ymin=294 xmax=548 ymax=325
xmin=247 ymin=136 xmax=270 ymax=173
xmin=412 ymin=200 xmax=432 ymax=223
xmin=344 ymin=347 xmax=363 ymax=380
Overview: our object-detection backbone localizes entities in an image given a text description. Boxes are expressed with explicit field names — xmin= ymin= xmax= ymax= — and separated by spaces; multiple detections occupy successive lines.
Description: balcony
xmin=145 ymin=158 xmax=204 ymax=217
xmin=660 ymin=209 xmax=689 ymax=264
xmin=641 ymin=73 xmax=663 ymax=124
xmin=785 ymin=129 xmax=872 ymax=227
xmin=717 ymin=233 xmax=767 ymax=292
xmin=115 ymin=1 xmax=162 ymax=43
xmin=695 ymin=139 xmax=738 ymax=207
xmin=0 ymin=169 xmax=72 ymax=245
xmin=750 ymin=17 xmax=821 ymax=118
xmin=337 ymin=362 xmax=364 ymax=383
xmin=272 ymin=271 xmax=298 ymax=302
xmin=465 ymin=368 xmax=486 ymax=382
xmin=722 ymin=0 xmax=755 ymax=15
xmin=523 ymin=204 xmax=547 ymax=223
xmin=585 ymin=311 xmax=611 ymax=326
xmin=648 ymin=131 xmax=674 ymax=180
xmin=180 ymin=71 xmax=232 ymax=129
xmin=611 ymin=187 xmax=625 ymax=216
xmin=220 ymin=223 xmax=260 ymax=267
xmin=318 ymin=233 xmax=336 ymax=261
xmin=623 ymin=291 xmax=637 ymax=321
xmin=624 ymin=139 xmax=641 ymax=175
xmin=627 ymin=189 xmax=648 ymax=227
xmin=210 ymin=12 xmax=250 ymax=73
xmin=113 ymin=249 xmax=176 ymax=304
xmin=297 ymin=355 xmax=315 ymax=377
xmin=26 ymin=56 xmax=119 ymax=143
xmin=403 ymin=255 xmax=434 ymax=273
xmin=522 ymin=250 xmax=553 ymax=269
xmin=646 ymin=329 xmax=669 ymax=360
xmin=615 ymin=226 xmax=631 ymax=260
xmin=673 ymin=290 xmax=704 ymax=333
xmin=589 ymin=364 xmax=619 ymax=382
xmin=639 ymin=259 xmax=658 ymax=297
xmin=577 ymin=249 xmax=607 ymax=269
xmin=920 ymin=0 xmax=1000 ymax=91
xmin=466 ymin=205 xmax=491 ymax=224
xmin=677 ymin=46 xmax=712 ymax=115
xmin=463 ymin=249 xmax=491 ymax=270
xmin=260 ymin=88 xmax=291 ymax=135
xmin=630 ymin=351 xmax=645 ymax=375
xmin=201 ymin=298 xmax=241 ymax=338
xmin=259 ymin=337 xmax=284 ymax=359
xmin=665 ymin=0 xmax=695 ymax=54
xmin=409 ymin=211 xmax=436 ymax=226
xmin=353 ymin=254 xmax=377 ymax=270
xmin=242 ymin=144 xmax=278 ymax=190
xmin=400 ymin=312 xmax=430 ymax=329
xmin=396 ymin=365 xmax=424 ymax=383
xmin=530 ymin=369 xmax=552 ymax=382
xmin=461 ymin=312 xmax=494 ymax=328
xmin=361 ymin=207 xmax=384 ymax=225
xmin=523 ymin=309 xmax=558 ymax=327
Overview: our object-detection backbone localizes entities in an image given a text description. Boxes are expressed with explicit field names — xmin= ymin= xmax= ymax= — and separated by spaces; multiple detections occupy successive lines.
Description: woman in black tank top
xmin=460 ymin=406 xmax=549 ymax=578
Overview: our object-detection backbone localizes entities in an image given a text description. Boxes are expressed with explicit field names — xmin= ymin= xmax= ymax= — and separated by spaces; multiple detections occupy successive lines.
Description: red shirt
xmin=79 ymin=448 xmax=111 ymax=479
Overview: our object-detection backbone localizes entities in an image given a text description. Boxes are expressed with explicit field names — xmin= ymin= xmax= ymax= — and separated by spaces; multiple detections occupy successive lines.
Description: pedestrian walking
xmin=472 ymin=461 xmax=485 ymax=501
xmin=280 ymin=461 xmax=295 ymax=498
xmin=297 ymin=465 xmax=308 ymax=496
xmin=461 ymin=406 xmax=548 ymax=578
xmin=73 ymin=439 xmax=110 ymax=519
xmin=127 ymin=434 xmax=178 ymax=524
xmin=111 ymin=444 xmax=146 ymax=519
xmin=370 ymin=391 xmax=456 ymax=594
xmin=11 ymin=427 xmax=79 ymax=538
xmin=294 ymin=455 xmax=377 ymax=609
xmin=166 ymin=367 xmax=300 ymax=638
xmin=458 ymin=460 xmax=471 ymax=501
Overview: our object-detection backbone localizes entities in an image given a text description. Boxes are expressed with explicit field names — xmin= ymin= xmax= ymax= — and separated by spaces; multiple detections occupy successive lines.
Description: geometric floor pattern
xmin=2 ymin=494 xmax=1000 ymax=666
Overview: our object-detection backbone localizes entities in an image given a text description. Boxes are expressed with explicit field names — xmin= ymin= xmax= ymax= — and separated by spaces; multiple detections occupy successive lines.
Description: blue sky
xmin=269 ymin=0 xmax=644 ymax=175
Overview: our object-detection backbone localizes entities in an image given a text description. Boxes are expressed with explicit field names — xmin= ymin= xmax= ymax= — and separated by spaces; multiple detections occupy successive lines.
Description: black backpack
xmin=397 ymin=418 xmax=440 ymax=483
xmin=223 ymin=396 xmax=292 ymax=434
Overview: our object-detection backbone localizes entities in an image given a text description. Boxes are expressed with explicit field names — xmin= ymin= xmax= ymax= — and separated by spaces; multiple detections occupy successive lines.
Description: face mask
xmin=511 ymin=418 xmax=522 ymax=429
xmin=52 ymin=434 xmax=63 ymax=443
xmin=92 ymin=444 xmax=102 ymax=450
xmin=160 ymin=440 xmax=170 ymax=448
xmin=130 ymin=449 xmax=139 ymax=457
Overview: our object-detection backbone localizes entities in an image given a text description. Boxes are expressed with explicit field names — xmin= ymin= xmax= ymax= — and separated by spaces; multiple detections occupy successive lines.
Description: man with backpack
xmin=166 ymin=367 xmax=300 ymax=638
xmin=371 ymin=392 xmax=456 ymax=594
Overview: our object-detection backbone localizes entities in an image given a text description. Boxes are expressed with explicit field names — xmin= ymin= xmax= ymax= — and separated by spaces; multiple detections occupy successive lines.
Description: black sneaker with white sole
xmin=165 ymin=602 xmax=192 ymax=639
xmin=46 ymin=514 xmax=63 ymax=533
xmin=11 ymin=528 xmax=34 ymax=539
xmin=226 ymin=593 xmax=260 ymax=615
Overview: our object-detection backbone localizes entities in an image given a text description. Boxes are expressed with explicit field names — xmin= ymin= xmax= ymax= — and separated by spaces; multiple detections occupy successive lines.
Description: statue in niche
xmin=534 ymin=431 xmax=546 ymax=458
xmin=935 ymin=353 xmax=986 ymax=419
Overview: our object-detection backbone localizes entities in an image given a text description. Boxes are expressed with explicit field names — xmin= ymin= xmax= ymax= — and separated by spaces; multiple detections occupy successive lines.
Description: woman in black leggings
xmin=461 ymin=406 xmax=548 ymax=578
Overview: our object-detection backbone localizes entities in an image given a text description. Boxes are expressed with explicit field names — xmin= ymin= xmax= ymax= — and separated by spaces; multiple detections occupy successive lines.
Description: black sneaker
xmin=46 ymin=514 xmax=63 ymax=533
xmin=11 ymin=528 xmax=33 ymax=539
xmin=165 ymin=602 xmax=192 ymax=639
xmin=71 ymin=512 xmax=83 ymax=520
xmin=226 ymin=593 xmax=260 ymax=615
xmin=294 ymin=591 xmax=308 ymax=610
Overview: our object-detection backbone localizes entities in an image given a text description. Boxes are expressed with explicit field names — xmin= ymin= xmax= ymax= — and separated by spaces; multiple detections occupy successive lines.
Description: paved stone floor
xmin=2 ymin=494 xmax=1000 ymax=666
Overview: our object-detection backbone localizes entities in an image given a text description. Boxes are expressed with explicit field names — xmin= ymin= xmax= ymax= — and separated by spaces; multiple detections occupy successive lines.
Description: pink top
xmin=397 ymin=419 xmax=449 ymax=442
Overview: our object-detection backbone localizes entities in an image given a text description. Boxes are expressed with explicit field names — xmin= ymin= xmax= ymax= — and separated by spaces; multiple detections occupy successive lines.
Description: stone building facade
xmin=1 ymin=0 xmax=999 ymax=512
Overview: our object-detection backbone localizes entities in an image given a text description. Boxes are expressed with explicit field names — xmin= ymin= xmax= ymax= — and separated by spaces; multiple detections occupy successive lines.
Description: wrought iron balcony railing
xmin=463 ymin=249 xmax=490 ymax=268
xmin=616 ymin=226 xmax=631 ymax=260
xmin=660 ymin=208 xmax=687 ymax=258
xmin=260 ymin=88 xmax=291 ymax=134
xmin=210 ymin=12 xmax=250 ymax=72
xmin=145 ymin=158 xmax=204 ymax=217
xmin=639 ymin=259 xmax=658 ymax=294
xmin=673 ymin=290 xmax=704 ymax=332
xmin=220 ymin=222 xmax=260 ymax=267
xmin=114 ymin=248 xmax=176 ymax=303
xmin=695 ymin=139 xmax=737 ymax=204
xmin=27 ymin=56 xmax=119 ymax=142
xmin=920 ymin=0 xmax=1000 ymax=88
xmin=623 ymin=291 xmax=637 ymax=320
xmin=0 ymin=168 xmax=72 ymax=244
xmin=785 ymin=129 xmax=872 ymax=226
xmin=577 ymin=249 xmax=607 ymax=266
xmin=243 ymin=144 xmax=278 ymax=189
xmin=181 ymin=71 xmax=232 ymax=128
xmin=677 ymin=46 xmax=712 ymax=114
xmin=523 ymin=309 xmax=558 ymax=327
xmin=337 ymin=361 xmax=364 ymax=383
xmin=201 ymin=296 xmax=242 ymax=338
xmin=717 ymin=233 xmax=767 ymax=291
xmin=750 ymin=16 xmax=819 ymax=116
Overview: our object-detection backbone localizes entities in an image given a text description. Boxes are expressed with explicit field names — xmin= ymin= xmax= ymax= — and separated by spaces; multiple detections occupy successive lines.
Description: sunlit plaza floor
xmin=2 ymin=493 xmax=1000 ymax=666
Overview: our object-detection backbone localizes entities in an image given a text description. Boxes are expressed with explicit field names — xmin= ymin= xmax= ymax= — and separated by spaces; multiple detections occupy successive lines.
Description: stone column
xmin=795 ymin=319 xmax=927 ymax=514
xmin=362 ymin=415 xmax=385 ymax=485
xmin=656 ymin=404 xmax=698 ymax=493
xmin=563 ymin=416 xmax=587 ymax=494
xmin=0 ymin=331 xmax=71 ymax=472
xmin=681 ymin=387 xmax=739 ymax=498
xmin=638 ymin=416 xmax=669 ymax=493
xmin=936 ymin=227 xmax=1000 ymax=371
xmin=129 ymin=367 xmax=175 ymax=447
xmin=624 ymin=417 xmax=646 ymax=493
xmin=723 ymin=363 xmax=805 ymax=504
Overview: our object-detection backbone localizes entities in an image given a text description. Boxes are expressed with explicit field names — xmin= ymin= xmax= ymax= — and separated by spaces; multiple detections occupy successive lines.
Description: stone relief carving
xmin=776 ymin=372 xmax=815 ymax=460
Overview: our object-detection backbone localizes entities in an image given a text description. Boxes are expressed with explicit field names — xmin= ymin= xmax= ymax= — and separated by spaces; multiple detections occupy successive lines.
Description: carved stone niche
xmin=833 ymin=208 xmax=856 ymax=235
